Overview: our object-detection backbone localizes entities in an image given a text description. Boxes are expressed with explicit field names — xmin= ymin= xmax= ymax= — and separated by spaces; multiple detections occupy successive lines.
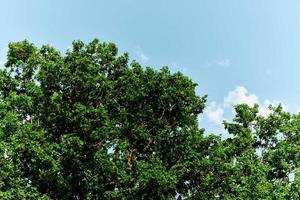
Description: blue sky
xmin=1 ymin=0 xmax=300 ymax=134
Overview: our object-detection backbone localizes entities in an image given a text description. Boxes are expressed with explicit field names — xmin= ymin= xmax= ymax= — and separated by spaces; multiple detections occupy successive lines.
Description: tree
xmin=0 ymin=39 xmax=299 ymax=199
xmin=218 ymin=104 xmax=300 ymax=199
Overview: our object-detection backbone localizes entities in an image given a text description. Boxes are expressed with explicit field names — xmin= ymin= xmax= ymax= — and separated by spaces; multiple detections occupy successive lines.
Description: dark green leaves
xmin=0 ymin=39 xmax=299 ymax=199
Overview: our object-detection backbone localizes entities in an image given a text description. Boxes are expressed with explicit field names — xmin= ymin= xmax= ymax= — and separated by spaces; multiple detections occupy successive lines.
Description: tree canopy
xmin=0 ymin=39 xmax=299 ymax=199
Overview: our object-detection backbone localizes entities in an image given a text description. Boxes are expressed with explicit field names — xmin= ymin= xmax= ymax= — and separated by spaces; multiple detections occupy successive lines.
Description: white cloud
xmin=224 ymin=86 xmax=259 ymax=107
xmin=259 ymin=101 xmax=271 ymax=117
xmin=205 ymin=102 xmax=224 ymax=124
xmin=0 ymin=54 xmax=5 ymax=68
xmin=140 ymin=53 xmax=149 ymax=62
xmin=134 ymin=46 xmax=149 ymax=63
xmin=216 ymin=59 xmax=231 ymax=67
xmin=205 ymin=58 xmax=232 ymax=68
xmin=259 ymin=100 xmax=288 ymax=117
xmin=204 ymin=86 xmax=289 ymax=128
xmin=0 ymin=62 xmax=4 ymax=69
xmin=223 ymin=86 xmax=288 ymax=117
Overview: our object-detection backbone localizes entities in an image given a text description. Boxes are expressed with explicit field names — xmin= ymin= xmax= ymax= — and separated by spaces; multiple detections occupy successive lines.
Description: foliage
xmin=0 ymin=39 xmax=299 ymax=199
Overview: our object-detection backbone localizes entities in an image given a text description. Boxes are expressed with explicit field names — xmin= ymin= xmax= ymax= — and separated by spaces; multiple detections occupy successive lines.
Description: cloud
xmin=224 ymin=86 xmax=259 ymax=107
xmin=216 ymin=59 xmax=231 ymax=67
xmin=140 ymin=54 xmax=149 ymax=62
xmin=223 ymin=86 xmax=288 ymax=117
xmin=204 ymin=86 xmax=288 ymax=128
xmin=0 ymin=59 xmax=6 ymax=68
xmin=205 ymin=58 xmax=232 ymax=68
xmin=134 ymin=46 xmax=149 ymax=63
xmin=205 ymin=102 xmax=224 ymax=124
xmin=258 ymin=101 xmax=272 ymax=117
xmin=0 ymin=60 xmax=5 ymax=67
xmin=202 ymin=86 xmax=291 ymax=139
xmin=259 ymin=100 xmax=288 ymax=117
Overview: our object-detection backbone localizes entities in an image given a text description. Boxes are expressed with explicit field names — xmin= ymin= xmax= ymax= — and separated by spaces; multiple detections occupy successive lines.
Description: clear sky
xmin=1 ymin=0 xmax=300 ymax=134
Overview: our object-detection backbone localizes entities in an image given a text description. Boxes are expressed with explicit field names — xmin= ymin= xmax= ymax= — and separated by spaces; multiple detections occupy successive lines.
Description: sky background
xmin=1 ymin=0 xmax=300 ymax=135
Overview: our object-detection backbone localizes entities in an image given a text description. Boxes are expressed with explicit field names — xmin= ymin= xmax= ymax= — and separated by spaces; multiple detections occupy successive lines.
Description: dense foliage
xmin=0 ymin=39 xmax=299 ymax=199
